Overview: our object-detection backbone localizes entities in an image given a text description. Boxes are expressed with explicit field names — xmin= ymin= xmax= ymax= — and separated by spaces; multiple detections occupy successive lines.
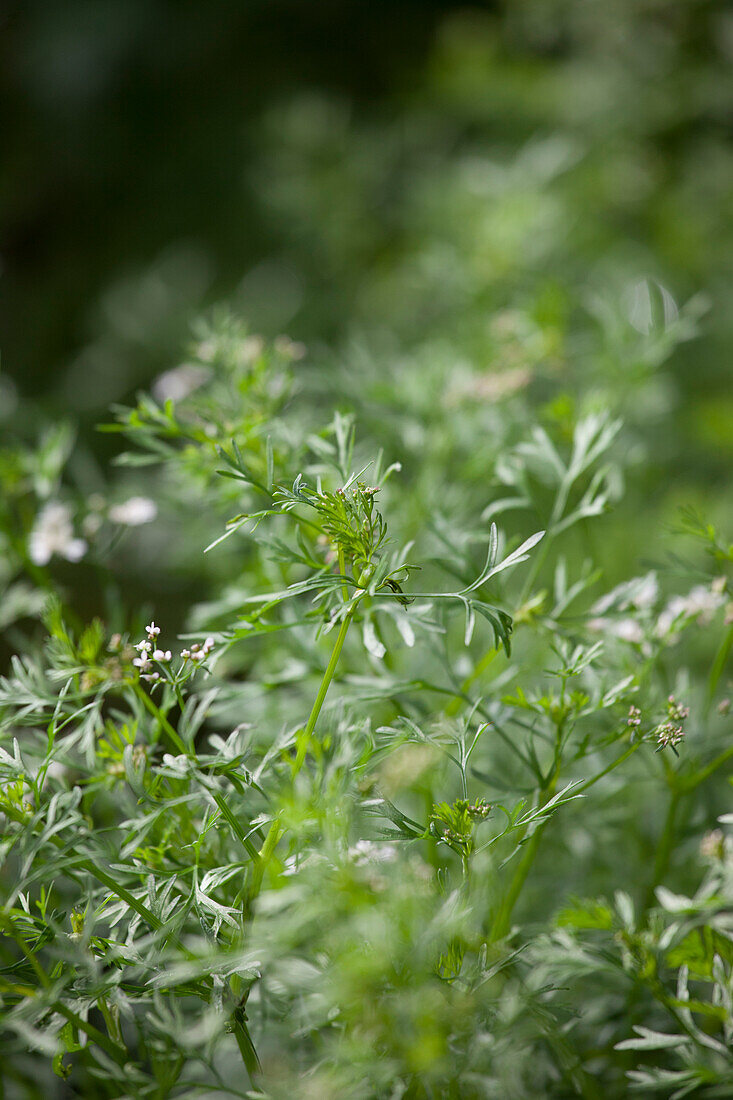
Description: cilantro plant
xmin=0 ymin=324 xmax=731 ymax=1099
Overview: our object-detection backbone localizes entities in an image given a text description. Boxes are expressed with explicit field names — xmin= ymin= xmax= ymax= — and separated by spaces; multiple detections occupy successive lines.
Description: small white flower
xmin=592 ymin=572 xmax=658 ymax=615
xmin=180 ymin=648 xmax=191 ymax=660
xmin=153 ymin=649 xmax=172 ymax=662
xmin=655 ymin=596 xmax=687 ymax=638
xmin=240 ymin=335 xmax=264 ymax=363
xmin=109 ymin=496 xmax=158 ymax=526
xmin=133 ymin=656 xmax=151 ymax=670
xmin=146 ymin=622 xmax=160 ymax=638
xmin=83 ymin=513 xmax=103 ymax=537
xmin=135 ymin=640 xmax=152 ymax=653
xmin=612 ymin=618 xmax=645 ymax=644
xmin=152 ymin=364 xmax=210 ymax=403
xmin=587 ymin=616 xmax=644 ymax=643
xmin=445 ymin=366 xmax=531 ymax=405
xmin=700 ymin=829 xmax=725 ymax=860
xmin=655 ymin=583 xmax=725 ymax=638
xmin=633 ymin=574 xmax=659 ymax=610
xmin=28 ymin=503 xmax=87 ymax=567
xmin=195 ymin=339 xmax=217 ymax=363
xmin=274 ymin=335 xmax=306 ymax=360
xmin=683 ymin=584 xmax=726 ymax=621
xmin=349 ymin=840 xmax=398 ymax=865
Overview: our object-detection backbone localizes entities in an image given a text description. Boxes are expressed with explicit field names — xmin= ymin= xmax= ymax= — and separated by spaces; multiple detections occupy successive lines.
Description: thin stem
xmin=304 ymin=611 xmax=354 ymax=740
xmin=444 ymin=645 xmax=500 ymax=717
xmin=212 ymin=792 xmax=261 ymax=863
xmin=489 ymin=816 xmax=548 ymax=942
xmin=571 ymin=741 xmax=641 ymax=798
xmin=518 ymin=528 xmax=555 ymax=605
xmin=0 ymin=915 xmax=51 ymax=988
xmin=489 ymin=760 xmax=559 ymax=942
xmin=706 ymin=624 xmax=733 ymax=713
xmin=291 ymin=543 xmax=361 ymax=773
xmin=683 ymin=741 xmax=733 ymax=791
xmin=0 ymin=916 xmax=129 ymax=1067
xmin=249 ymin=819 xmax=284 ymax=902
xmin=490 ymin=736 xmax=643 ymax=940
xmin=337 ymin=546 xmax=350 ymax=602
xmin=645 ymin=788 xmax=680 ymax=910
xmin=133 ymin=683 xmax=188 ymax=754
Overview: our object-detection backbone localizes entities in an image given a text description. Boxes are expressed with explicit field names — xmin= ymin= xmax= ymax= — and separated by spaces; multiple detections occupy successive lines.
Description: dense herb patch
xmin=1 ymin=328 xmax=731 ymax=1097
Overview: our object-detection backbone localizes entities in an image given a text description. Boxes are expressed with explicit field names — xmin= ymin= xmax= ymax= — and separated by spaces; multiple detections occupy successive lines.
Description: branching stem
xmin=294 ymin=605 xmax=356 ymax=773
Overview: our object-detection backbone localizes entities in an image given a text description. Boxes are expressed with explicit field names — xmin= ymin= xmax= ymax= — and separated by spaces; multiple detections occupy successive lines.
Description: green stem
xmin=337 ymin=546 xmax=350 ymax=602
xmin=489 ymin=817 xmax=548 ymax=942
xmin=232 ymin=1007 xmax=262 ymax=1081
xmin=249 ymin=819 xmax=285 ymax=902
xmin=133 ymin=683 xmax=188 ymax=754
xmin=98 ymin=994 xmax=124 ymax=1046
xmin=683 ymin=741 xmax=733 ymax=791
xmin=490 ymin=767 xmax=558 ymax=942
xmin=489 ymin=739 xmax=642 ymax=940
xmin=706 ymin=623 xmax=733 ymax=713
xmin=445 ymin=645 xmax=500 ymax=717
xmin=518 ymin=527 xmax=555 ymax=605
xmin=293 ymin=605 xmax=356 ymax=774
xmin=305 ymin=612 xmax=354 ymax=738
xmin=54 ymin=1002 xmax=129 ymax=1068
xmin=212 ymin=793 xmax=261 ymax=863
xmin=0 ymin=916 xmax=129 ymax=1067
xmin=572 ymin=741 xmax=641 ymax=798
xmin=645 ymin=788 xmax=680 ymax=910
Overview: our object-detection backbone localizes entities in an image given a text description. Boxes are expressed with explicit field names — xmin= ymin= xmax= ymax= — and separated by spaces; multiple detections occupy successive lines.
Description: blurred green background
xmin=1 ymin=0 xmax=456 ymax=402
xmin=2 ymin=0 xmax=732 ymax=620
xmin=1 ymin=10 xmax=732 ymax=1091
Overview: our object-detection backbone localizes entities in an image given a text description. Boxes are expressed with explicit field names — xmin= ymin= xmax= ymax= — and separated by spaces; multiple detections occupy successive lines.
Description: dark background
xmin=2 ymin=0 xmax=732 ymax=479
xmin=1 ymin=0 xmax=466 ymax=397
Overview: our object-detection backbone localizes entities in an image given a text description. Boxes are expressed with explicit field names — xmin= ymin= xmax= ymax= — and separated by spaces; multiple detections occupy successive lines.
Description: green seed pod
xmin=354 ymin=559 xmax=376 ymax=586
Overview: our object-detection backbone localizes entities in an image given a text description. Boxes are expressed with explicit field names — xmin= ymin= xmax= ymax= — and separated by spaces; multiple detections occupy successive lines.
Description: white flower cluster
xmin=655 ymin=581 xmax=726 ymax=640
xmin=588 ymin=573 xmax=728 ymax=650
xmin=108 ymin=496 xmax=158 ymax=526
xmin=133 ymin=622 xmax=169 ymax=681
xmin=348 ymin=840 xmax=398 ymax=866
xmin=28 ymin=495 xmax=159 ymax=565
xmin=588 ymin=573 xmax=659 ymax=646
xmin=83 ymin=494 xmax=157 ymax=538
xmin=700 ymin=829 xmax=728 ymax=862
xmin=274 ymin=334 xmax=306 ymax=360
xmin=180 ymin=637 xmax=215 ymax=663
xmin=132 ymin=622 xmax=216 ymax=684
xmin=152 ymin=364 xmax=211 ymax=404
xmin=655 ymin=695 xmax=690 ymax=753
xmin=29 ymin=502 xmax=87 ymax=566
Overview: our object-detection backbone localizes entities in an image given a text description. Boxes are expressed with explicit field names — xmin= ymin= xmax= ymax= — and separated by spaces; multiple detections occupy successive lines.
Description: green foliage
xmin=1 ymin=322 xmax=731 ymax=1096
xmin=2 ymin=4 xmax=733 ymax=1096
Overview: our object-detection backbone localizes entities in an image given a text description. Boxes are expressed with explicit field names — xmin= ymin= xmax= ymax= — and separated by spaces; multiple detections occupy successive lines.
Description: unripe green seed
xmin=354 ymin=560 xmax=376 ymax=586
